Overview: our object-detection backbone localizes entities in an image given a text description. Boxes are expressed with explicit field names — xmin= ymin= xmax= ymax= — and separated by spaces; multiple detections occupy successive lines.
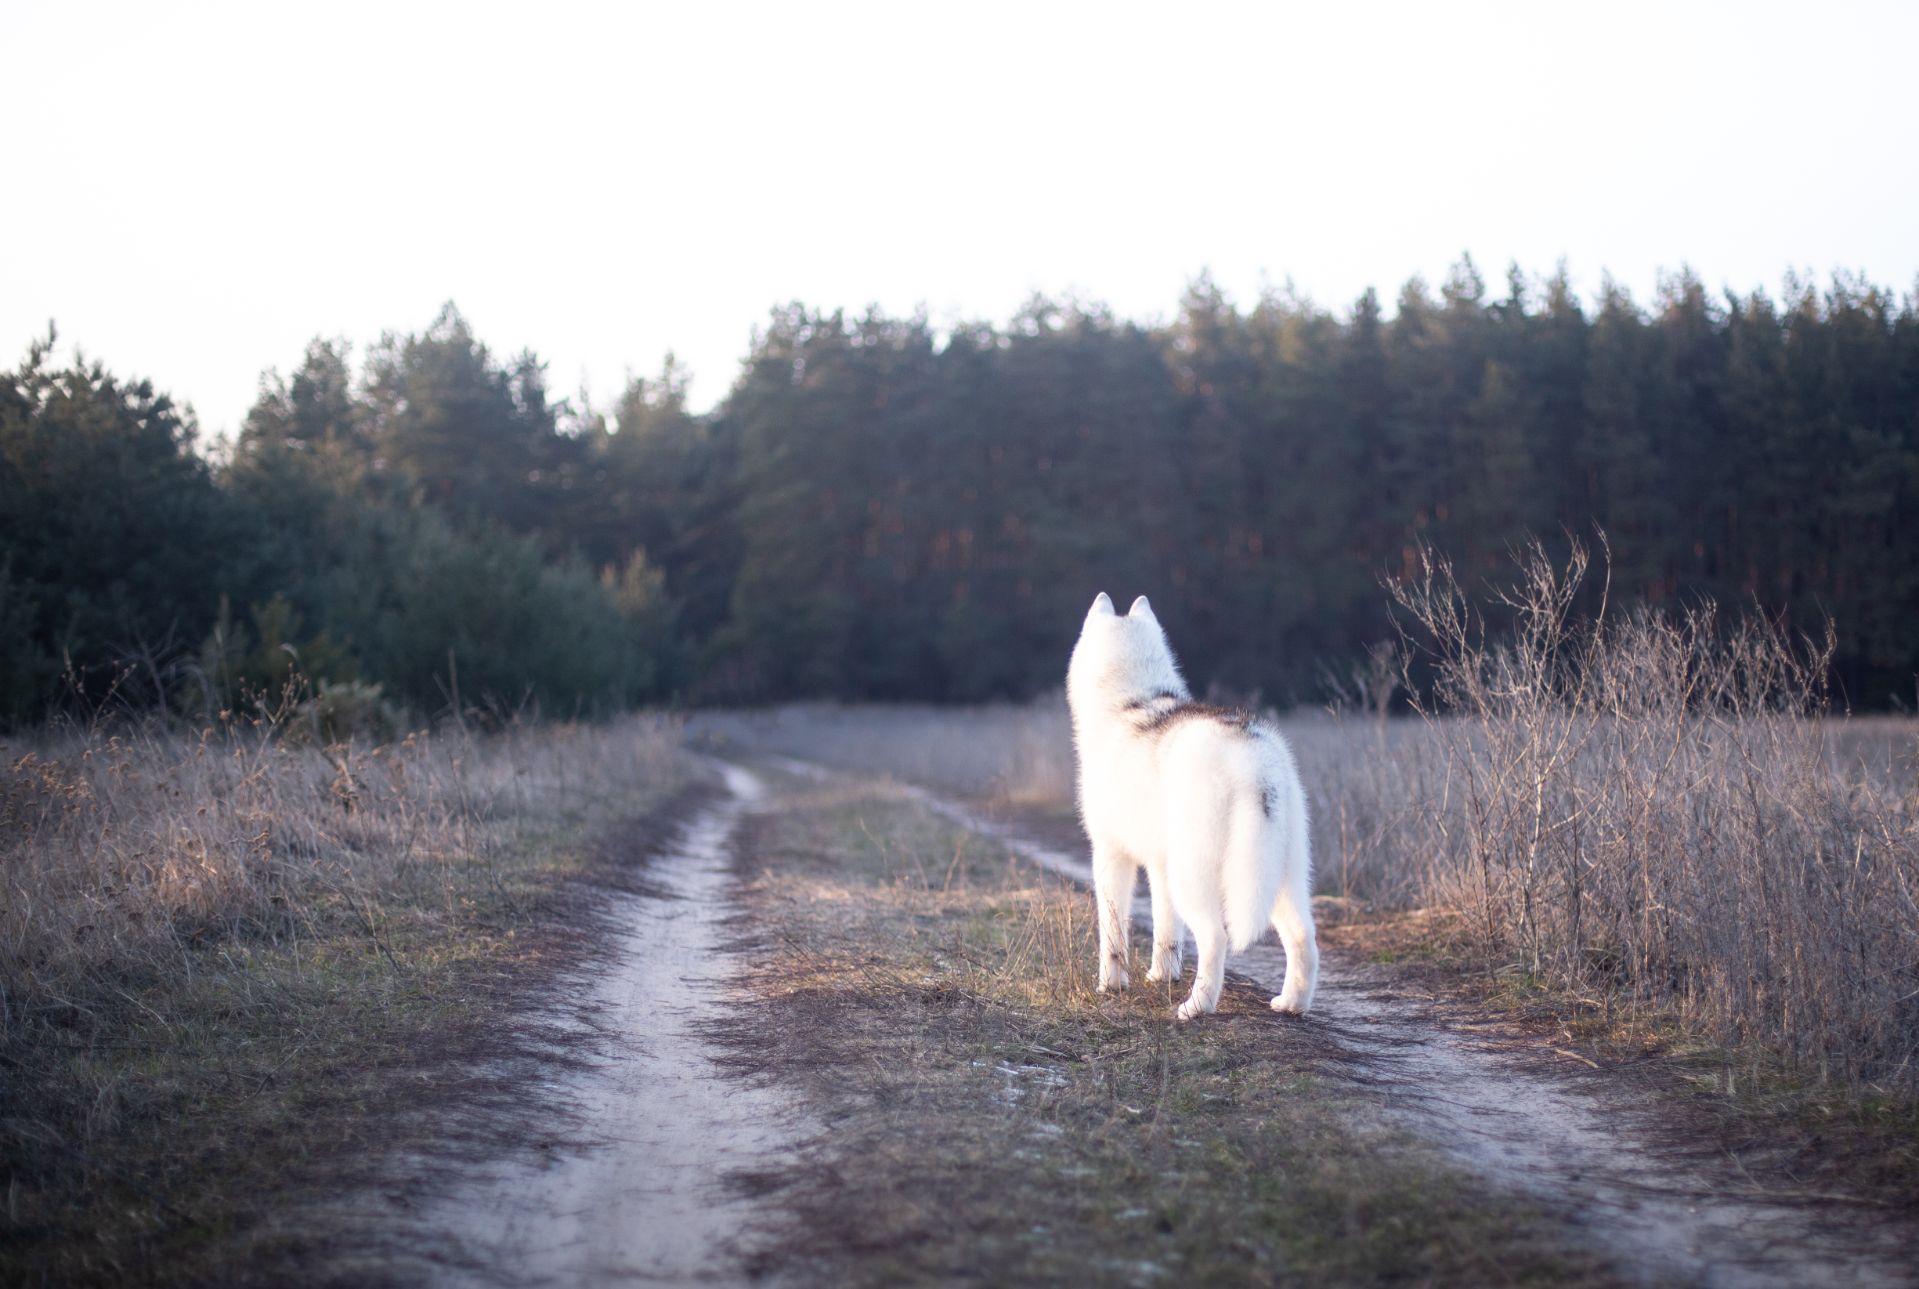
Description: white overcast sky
xmin=4 ymin=0 xmax=1916 ymax=438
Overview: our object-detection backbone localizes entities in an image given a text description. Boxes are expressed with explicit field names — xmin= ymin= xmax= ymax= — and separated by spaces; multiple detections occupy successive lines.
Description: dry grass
xmin=0 ymin=713 xmax=702 ymax=1286
xmin=1380 ymin=541 xmax=1919 ymax=1096
xmin=716 ymin=768 xmax=1614 ymax=1287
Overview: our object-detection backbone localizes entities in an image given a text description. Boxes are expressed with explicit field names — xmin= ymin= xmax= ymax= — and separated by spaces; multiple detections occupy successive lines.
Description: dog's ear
xmin=1128 ymin=595 xmax=1157 ymax=623
xmin=1088 ymin=592 xmax=1116 ymax=619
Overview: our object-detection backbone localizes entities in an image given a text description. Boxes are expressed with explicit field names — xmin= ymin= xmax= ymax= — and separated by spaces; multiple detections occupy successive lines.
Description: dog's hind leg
xmin=1176 ymin=919 xmax=1226 ymax=1020
xmin=1268 ymin=878 xmax=1319 ymax=1015
xmin=1092 ymin=843 xmax=1134 ymax=993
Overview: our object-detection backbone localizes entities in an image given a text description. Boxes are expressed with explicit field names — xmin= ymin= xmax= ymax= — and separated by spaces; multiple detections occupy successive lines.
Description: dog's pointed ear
xmin=1088 ymin=592 xmax=1116 ymax=619
xmin=1129 ymin=595 xmax=1157 ymax=622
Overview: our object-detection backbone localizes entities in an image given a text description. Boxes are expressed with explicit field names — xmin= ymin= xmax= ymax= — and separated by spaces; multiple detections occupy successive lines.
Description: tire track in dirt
xmin=412 ymin=762 xmax=807 ymax=1287
xmin=763 ymin=755 xmax=1914 ymax=1289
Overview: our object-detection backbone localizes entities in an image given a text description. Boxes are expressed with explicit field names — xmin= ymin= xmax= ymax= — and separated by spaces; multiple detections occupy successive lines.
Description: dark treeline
xmin=4 ymin=259 xmax=1916 ymax=726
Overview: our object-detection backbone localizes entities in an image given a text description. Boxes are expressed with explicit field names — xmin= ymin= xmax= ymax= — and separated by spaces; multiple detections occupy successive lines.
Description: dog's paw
xmin=1175 ymin=994 xmax=1212 ymax=1021
xmin=1270 ymin=990 xmax=1312 ymax=1016
xmin=1098 ymin=964 xmax=1130 ymax=994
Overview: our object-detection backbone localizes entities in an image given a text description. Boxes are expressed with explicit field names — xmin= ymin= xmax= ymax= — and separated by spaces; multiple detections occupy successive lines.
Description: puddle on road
xmin=416 ymin=762 xmax=804 ymax=1287
xmin=871 ymin=768 xmax=1916 ymax=1289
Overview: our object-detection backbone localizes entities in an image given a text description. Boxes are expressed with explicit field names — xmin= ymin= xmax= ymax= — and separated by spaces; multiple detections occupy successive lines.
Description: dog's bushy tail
xmin=1222 ymin=786 xmax=1285 ymax=952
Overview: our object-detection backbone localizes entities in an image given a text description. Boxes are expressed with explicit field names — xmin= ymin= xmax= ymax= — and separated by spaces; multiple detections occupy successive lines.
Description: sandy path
xmin=416 ymin=762 xmax=803 ymax=1287
xmin=797 ymin=762 xmax=1914 ymax=1289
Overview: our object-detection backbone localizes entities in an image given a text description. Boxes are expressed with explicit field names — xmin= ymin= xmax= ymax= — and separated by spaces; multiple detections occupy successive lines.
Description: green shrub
xmin=364 ymin=516 xmax=669 ymax=717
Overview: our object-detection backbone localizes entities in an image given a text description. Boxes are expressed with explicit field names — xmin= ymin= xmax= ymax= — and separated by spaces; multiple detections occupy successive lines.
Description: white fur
xmin=1067 ymin=592 xmax=1319 ymax=1019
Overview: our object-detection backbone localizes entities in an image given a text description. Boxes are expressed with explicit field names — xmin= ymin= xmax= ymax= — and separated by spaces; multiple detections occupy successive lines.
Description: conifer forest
xmin=4 ymin=260 xmax=1915 ymax=724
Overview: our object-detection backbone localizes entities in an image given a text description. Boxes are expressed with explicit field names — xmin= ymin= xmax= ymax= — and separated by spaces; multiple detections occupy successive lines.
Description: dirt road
xmin=408 ymin=762 xmax=806 ymax=1286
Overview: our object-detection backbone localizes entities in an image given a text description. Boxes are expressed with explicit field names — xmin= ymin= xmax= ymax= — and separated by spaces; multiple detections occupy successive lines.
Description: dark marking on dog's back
xmin=1260 ymin=782 xmax=1277 ymax=819
xmin=1134 ymin=701 xmax=1259 ymax=737
xmin=1122 ymin=689 xmax=1183 ymax=714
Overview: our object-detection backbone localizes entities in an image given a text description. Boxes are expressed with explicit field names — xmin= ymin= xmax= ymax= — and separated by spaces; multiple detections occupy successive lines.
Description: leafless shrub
xmin=1385 ymin=539 xmax=1919 ymax=1090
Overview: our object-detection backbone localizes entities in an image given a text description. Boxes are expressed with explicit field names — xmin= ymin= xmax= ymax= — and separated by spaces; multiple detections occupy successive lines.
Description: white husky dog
xmin=1067 ymin=593 xmax=1318 ymax=1019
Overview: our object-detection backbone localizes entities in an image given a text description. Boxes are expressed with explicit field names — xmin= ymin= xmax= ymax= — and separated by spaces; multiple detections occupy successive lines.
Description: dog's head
xmin=1067 ymin=593 xmax=1184 ymax=712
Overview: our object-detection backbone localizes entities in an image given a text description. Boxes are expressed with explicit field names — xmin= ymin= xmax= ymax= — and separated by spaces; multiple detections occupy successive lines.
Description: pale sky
xmin=5 ymin=0 xmax=1916 ymax=439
